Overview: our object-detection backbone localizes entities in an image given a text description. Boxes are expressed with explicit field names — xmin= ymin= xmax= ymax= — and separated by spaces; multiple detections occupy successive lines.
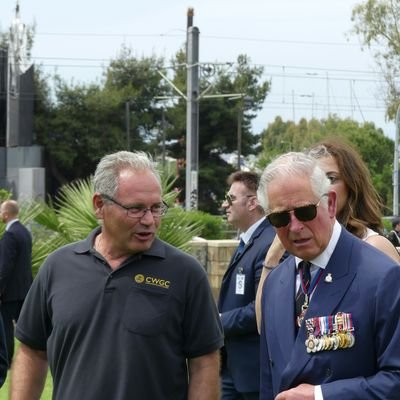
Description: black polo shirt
xmin=16 ymin=229 xmax=223 ymax=400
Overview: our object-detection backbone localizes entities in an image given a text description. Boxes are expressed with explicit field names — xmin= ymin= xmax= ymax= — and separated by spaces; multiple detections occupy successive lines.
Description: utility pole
xmin=394 ymin=105 xmax=400 ymax=216
xmin=185 ymin=12 xmax=199 ymax=211
xmin=157 ymin=9 xmax=249 ymax=210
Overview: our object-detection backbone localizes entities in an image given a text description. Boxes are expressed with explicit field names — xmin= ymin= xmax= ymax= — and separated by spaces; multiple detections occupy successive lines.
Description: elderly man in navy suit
xmin=257 ymin=152 xmax=400 ymax=400
xmin=218 ymin=171 xmax=276 ymax=400
xmin=0 ymin=200 xmax=32 ymax=366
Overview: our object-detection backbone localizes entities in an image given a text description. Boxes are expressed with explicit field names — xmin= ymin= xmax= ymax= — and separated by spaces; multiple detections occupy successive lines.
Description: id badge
xmin=236 ymin=273 xmax=245 ymax=295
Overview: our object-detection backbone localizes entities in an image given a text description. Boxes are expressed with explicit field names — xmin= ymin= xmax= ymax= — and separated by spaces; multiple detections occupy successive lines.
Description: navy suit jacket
xmin=218 ymin=218 xmax=276 ymax=392
xmin=0 ymin=221 xmax=33 ymax=302
xmin=260 ymin=227 xmax=400 ymax=400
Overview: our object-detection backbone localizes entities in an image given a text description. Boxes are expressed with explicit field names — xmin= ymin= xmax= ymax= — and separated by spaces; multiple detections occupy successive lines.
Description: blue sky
xmin=0 ymin=0 xmax=394 ymax=139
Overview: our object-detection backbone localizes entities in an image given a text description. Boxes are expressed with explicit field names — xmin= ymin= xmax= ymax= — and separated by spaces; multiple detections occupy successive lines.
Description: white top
xmin=362 ymin=227 xmax=379 ymax=241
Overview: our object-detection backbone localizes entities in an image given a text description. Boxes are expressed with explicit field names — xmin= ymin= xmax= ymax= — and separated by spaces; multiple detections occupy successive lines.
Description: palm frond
xmin=31 ymin=233 xmax=70 ymax=275
xmin=55 ymin=178 xmax=99 ymax=241
xmin=34 ymin=200 xmax=63 ymax=233
xmin=158 ymin=207 xmax=203 ymax=251
xmin=19 ymin=201 xmax=44 ymax=225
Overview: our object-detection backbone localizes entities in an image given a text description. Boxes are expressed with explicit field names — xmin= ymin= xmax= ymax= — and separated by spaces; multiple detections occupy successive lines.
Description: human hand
xmin=275 ymin=383 xmax=315 ymax=400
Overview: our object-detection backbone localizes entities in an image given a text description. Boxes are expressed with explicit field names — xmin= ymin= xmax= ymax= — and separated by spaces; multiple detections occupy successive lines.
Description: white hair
xmin=257 ymin=152 xmax=331 ymax=212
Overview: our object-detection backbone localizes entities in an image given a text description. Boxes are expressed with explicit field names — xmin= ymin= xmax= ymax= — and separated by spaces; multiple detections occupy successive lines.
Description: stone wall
xmin=189 ymin=239 xmax=238 ymax=300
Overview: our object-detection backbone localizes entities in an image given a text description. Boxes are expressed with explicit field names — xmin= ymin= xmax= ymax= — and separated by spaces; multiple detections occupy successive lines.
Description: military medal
xmin=304 ymin=312 xmax=356 ymax=353
xmin=297 ymin=294 xmax=309 ymax=328
xmin=305 ymin=318 xmax=318 ymax=353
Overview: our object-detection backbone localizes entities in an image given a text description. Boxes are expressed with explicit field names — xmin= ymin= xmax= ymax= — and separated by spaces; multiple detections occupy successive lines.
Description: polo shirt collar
xmin=74 ymin=227 xmax=166 ymax=260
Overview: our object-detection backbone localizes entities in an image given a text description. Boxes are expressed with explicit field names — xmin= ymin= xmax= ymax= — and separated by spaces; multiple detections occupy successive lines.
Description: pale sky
xmin=0 ymin=0 xmax=394 ymax=140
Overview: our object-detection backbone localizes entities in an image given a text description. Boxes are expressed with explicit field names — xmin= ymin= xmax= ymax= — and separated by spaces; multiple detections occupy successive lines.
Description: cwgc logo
xmin=134 ymin=274 xmax=145 ymax=284
xmin=134 ymin=274 xmax=170 ymax=289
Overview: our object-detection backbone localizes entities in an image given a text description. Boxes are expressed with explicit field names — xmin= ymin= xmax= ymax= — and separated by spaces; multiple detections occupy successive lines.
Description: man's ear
xmin=93 ymin=193 xmax=105 ymax=219
xmin=248 ymin=195 xmax=260 ymax=211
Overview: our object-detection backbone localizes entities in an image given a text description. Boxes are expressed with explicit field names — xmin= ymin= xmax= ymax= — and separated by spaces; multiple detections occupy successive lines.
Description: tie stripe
xmin=295 ymin=260 xmax=311 ymax=318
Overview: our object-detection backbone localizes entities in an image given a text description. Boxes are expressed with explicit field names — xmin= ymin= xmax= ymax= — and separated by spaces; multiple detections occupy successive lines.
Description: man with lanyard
xmin=218 ymin=171 xmax=276 ymax=400
xmin=257 ymin=152 xmax=400 ymax=399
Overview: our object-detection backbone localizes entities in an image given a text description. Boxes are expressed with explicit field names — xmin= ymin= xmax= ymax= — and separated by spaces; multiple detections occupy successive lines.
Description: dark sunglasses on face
xmin=225 ymin=194 xmax=255 ymax=206
xmin=267 ymin=194 xmax=327 ymax=228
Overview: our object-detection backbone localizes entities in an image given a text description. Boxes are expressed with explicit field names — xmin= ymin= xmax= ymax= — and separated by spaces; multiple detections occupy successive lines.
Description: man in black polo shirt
xmin=11 ymin=151 xmax=223 ymax=400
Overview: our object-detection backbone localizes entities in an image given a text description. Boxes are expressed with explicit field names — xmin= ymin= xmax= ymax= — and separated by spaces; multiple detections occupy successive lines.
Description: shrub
xmin=184 ymin=211 xmax=226 ymax=239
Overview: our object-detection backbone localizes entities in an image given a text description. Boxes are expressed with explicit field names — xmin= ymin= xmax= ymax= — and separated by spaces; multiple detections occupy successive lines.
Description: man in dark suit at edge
xmin=0 ymin=200 xmax=32 ymax=367
xmin=218 ymin=171 xmax=277 ymax=400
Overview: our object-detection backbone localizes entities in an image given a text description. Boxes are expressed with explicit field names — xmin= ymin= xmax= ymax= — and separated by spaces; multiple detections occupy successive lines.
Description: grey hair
xmin=93 ymin=151 xmax=161 ymax=197
xmin=257 ymin=152 xmax=331 ymax=213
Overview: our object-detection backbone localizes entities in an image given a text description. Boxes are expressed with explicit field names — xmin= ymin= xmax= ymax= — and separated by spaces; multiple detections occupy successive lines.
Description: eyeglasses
xmin=101 ymin=194 xmax=168 ymax=219
xmin=225 ymin=194 xmax=255 ymax=206
xmin=267 ymin=195 xmax=327 ymax=228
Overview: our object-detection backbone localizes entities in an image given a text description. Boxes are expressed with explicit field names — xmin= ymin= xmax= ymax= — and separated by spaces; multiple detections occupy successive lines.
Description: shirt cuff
xmin=315 ymin=385 xmax=323 ymax=400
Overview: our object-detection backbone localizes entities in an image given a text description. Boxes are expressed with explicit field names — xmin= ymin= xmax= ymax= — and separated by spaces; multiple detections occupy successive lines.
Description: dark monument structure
xmin=0 ymin=2 xmax=44 ymax=201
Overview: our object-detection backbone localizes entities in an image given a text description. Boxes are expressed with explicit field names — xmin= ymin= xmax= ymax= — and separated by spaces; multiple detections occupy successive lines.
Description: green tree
xmin=34 ymin=47 xmax=171 ymax=195
xmin=259 ymin=115 xmax=394 ymax=213
xmin=103 ymin=46 xmax=172 ymax=157
xmin=351 ymin=0 xmax=400 ymax=119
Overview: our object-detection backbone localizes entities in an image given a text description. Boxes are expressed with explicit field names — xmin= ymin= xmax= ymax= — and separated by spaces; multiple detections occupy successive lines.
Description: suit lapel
xmin=279 ymin=229 xmax=357 ymax=390
xmin=222 ymin=219 xmax=269 ymax=281
xmin=270 ymin=259 xmax=297 ymax=363
xmin=262 ymin=257 xmax=295 ymax=364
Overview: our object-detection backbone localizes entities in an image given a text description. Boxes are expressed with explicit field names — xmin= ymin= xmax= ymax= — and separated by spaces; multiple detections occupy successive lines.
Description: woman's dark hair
xmin=308 ymin=137 xmax=384 ymax=238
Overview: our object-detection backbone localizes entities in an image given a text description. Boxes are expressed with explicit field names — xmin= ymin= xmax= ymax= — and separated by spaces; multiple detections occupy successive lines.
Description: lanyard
xmin=299 ymin=266 xmax=324 ymax=298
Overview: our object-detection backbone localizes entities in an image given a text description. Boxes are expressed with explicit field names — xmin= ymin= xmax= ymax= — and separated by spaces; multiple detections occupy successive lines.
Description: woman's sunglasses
xmin=267 ymin=195 xmax=326 ymax=228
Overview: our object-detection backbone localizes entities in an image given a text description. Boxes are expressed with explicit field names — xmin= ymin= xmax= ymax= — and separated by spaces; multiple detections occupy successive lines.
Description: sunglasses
xmin=225 ymin=194 xmax=255 ymax=206
xmin=267 ymin=195 xmax=326 ymax=228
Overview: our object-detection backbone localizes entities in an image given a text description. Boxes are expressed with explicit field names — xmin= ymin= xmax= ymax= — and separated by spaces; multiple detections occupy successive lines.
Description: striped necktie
xmin=295 ymin=260 xmax=311 ymax=322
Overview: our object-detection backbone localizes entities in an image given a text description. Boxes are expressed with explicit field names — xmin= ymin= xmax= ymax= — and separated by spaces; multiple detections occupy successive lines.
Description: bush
xmin=185 ymin=211 xmax=227 ymax=239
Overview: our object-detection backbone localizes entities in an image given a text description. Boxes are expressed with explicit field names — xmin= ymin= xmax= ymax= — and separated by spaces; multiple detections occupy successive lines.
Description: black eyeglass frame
xmin=101 ymin=194 xmax=168 ymax=219
xmin=225 ymin=193 xmax=256 ymax=206
xmin=267 ymin=194 xmax=327 ymax=228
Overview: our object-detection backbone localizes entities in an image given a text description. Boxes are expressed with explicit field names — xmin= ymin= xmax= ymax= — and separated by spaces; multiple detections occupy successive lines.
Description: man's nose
xmin=288 ymin=211 xmax=304 ymax=231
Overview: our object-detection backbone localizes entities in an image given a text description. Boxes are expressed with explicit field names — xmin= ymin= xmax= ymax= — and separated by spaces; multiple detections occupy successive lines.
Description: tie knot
xmin=238 ymin=238 xmax=245 ymax=251
xmin=299 ymin=260 xmax=311 ymax=273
